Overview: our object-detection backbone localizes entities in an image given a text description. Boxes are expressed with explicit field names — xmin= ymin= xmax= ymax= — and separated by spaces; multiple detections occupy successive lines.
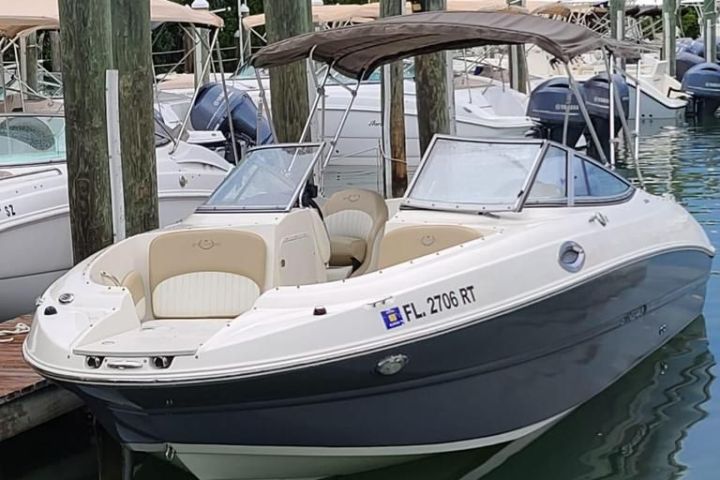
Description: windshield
xmin=405 ymin=138 xmax=542 ymax=212
xmin=199 ymin=144 xmax=322 ymax=212
xmin=0 ymin=115 xmax=66 ymax=166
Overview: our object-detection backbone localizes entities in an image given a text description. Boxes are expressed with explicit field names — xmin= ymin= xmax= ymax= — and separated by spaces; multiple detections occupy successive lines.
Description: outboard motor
xmin=526 ymin=77 xmax=585 ymax=148
xmin=686 ymin=40 xmax=706 ymax=58
xmin=682 ymin=62 xmax=720 ymax=117
xmin=676 ymin=51 xmax=705 ymax=82
xmin=191 ymin=83 xmax=274 ymax=161
xmin=581 ymin=74 xmax=629 ymax=163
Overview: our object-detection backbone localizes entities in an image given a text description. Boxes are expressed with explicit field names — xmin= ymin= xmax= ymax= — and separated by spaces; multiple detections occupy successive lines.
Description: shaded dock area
xmin=0 ymin=315 xmax=81 ymax=441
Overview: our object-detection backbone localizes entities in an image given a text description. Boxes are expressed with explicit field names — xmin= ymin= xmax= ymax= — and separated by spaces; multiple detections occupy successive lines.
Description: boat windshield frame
xmin=196 ymin=142 xmax=324 ymax=214
xmin=403 ymin=135 xmax=548 ymax=214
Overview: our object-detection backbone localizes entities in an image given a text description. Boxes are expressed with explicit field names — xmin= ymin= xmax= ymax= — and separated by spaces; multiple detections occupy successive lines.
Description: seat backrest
xmin=377 ymin=225 xmax=482 ymax=269
xmin=149 ymin=229 xmax=266 ymax=319
xmin=324 ymin=188 xmax=388 ymax=275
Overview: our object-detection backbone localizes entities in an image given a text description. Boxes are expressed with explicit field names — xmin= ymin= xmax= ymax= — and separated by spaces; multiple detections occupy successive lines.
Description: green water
xmin=1 ymin=119 xmax=719 ymax=480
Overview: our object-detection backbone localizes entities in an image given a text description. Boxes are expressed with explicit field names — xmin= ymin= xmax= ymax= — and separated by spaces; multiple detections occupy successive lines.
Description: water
xmin=1 ymin=120 xmax=719 ymax=480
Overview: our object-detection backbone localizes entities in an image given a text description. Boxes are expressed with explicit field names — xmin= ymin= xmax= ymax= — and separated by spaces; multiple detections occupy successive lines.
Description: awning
xmin=243 ymin=4 xmax=374 ymax=29
xmin=251 ymin=11 xmax=643 ymax=79
xmin=0 ymin=0 xmax=223 ymax=38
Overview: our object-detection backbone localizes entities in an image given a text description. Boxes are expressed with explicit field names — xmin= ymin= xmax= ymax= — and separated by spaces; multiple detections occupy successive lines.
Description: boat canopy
xmin=241 ymin=0 xmax=578 ymax=28
xmin=0 ymin=0 xmax=223 ymax=38
xmin=250 ymin=11 xmax=644 ymax=80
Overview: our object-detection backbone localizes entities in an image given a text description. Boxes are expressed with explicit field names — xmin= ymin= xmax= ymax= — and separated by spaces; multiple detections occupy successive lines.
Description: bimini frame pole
xmin=298 ymin=50 xmax=333 ymax=143
xmin=254 ymin=68 xmax=277 ymax=141
xmin=323 ymin=75 xmax=364 ymax=168
xmin=213 ymin=35 xmax=240 ymax=165
xmin=563 ymin=63 xmax=608 ymax=164
xmin=601 ymin=50 xmax=637 ymax=164
xmin=172 ymin=28 xmax=220 ymax=154
xmin=609 ymin=54 xmax=616 ymax=167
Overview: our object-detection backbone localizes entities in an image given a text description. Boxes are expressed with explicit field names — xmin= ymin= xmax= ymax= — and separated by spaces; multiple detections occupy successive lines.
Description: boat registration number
xmin=2 ymin=203 xmax=16 ymax=217
xmin=381 ymin=286 xmax=477 ymax=330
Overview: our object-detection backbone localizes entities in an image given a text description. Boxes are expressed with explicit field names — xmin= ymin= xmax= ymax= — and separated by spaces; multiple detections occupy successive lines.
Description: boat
xmin=24 ymin=11 xmax=714 ymax=480
xmin=0 ymin=113 xmax=229 ymax=320
xmin=157 ymin=67 xmax=535 ymax=168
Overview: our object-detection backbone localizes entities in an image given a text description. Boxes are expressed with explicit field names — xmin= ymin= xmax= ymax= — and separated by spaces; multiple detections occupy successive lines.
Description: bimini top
xmin=251 ymin=11 xmax=641 ymax=79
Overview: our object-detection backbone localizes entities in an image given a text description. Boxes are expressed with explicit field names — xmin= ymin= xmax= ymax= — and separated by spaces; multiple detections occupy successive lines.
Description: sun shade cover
xmin=251 ymin=11 xmax=641 ymax=79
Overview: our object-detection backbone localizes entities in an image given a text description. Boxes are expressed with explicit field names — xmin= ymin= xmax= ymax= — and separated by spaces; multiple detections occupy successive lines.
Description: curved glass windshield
xmin=0 ymin=115 xmax=66 ymax=166
xmin=405 ymin=138 xmax=542 ymax=212
xmin=199 ymin=144 xmax=322 ymax=212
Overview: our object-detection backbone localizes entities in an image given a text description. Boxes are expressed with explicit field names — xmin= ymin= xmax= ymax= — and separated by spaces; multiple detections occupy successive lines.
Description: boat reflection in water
xmin=334 ymin=316 xmax=715 ymax=480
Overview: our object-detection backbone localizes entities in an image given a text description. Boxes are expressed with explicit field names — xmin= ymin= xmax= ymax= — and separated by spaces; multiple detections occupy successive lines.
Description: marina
xmin=0 ymin=0 xmax=719 ymax=479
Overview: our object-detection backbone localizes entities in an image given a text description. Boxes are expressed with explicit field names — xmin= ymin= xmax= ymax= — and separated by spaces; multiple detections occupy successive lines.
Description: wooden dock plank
xmin=0 ymin=315 xmax=82 ymax=441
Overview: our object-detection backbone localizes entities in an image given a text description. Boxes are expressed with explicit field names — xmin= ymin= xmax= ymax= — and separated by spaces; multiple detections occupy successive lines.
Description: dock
xmin=0 ymin=315 xmax=82 ymax=442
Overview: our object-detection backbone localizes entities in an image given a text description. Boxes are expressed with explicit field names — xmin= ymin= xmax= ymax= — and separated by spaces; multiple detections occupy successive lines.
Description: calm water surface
xmin=1 ymin=120 xmax=718 ymax=480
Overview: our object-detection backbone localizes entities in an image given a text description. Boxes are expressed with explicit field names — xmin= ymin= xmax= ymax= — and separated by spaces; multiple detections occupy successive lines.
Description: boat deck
xmin=0 ymin=315 xmax=81 ymax=441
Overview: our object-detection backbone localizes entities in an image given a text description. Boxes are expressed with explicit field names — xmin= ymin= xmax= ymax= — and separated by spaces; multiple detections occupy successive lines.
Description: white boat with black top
xmin=24 ymin=11 xmax=714 ymax=480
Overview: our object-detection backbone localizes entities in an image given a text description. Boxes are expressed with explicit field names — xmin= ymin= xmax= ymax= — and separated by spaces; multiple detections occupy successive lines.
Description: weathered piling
xmin=21 ymin=33 xmax=38 ymax=93
xmin=49 ymin=32 xmax=62 ymax=73
xmin=112 ymin=0 xmax=159 ymax=236
xmin=192 ymin=0 xmax=211 ymax=87
xmin=506 ymin=0 xmax=528 ymax=94
xmin=609 ymin=0 xmax=625 ymax=41
xmin=413 ymin=0 xmax=452 ymax=162
xmin=703 ymin=0 xmax=717 ymax=62
xmin=381 ymin=0 xmax=407 ymax=198
xmin=263 ymin=0 xmax=312 ymax=143
xmin=58 ymin=0 xmax=114 ymax=263
xmin=662 ymin=0 xmax=676 ymax=78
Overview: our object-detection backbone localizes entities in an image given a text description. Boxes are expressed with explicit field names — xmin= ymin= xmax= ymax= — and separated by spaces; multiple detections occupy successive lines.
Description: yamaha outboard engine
xmin=526 ymin=77 xmax=585 ymax=148
xmin=682 ymin=62 xmax=720 ymax=117
xmin=676 ymin=51 xmax=705 ymax=82
xmin=191 ymin=83 xmax=274 ymax=161
xmin=582 ymin=74 xmax=629 ymax=162
xmin=686 ymin=39 xmax=706 ymax=58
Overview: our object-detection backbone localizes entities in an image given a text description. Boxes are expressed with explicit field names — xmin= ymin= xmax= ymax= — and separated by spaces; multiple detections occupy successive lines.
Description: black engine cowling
xmin=681 ymin=62 xmax=720 ymax=118
xmin=191 ymin=83 xmax=274 ymax=150
xmin=581 ymin=74 xmax=629 ymax=162
xmin=526 ymin=77 xmax=585 ymax=148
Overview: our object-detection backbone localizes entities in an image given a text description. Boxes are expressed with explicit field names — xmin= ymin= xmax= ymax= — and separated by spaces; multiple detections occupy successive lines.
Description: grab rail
xmin=0 ymin=167 xmax=63 ymax=182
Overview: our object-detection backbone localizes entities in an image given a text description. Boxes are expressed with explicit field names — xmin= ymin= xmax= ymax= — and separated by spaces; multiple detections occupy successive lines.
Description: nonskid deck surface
xmin=75 ymin=320 xmax=227 ymax=357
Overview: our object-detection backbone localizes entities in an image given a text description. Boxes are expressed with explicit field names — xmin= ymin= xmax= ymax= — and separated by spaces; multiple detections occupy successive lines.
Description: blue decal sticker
xmin=381 ymin=307 xmax=404 ymax=330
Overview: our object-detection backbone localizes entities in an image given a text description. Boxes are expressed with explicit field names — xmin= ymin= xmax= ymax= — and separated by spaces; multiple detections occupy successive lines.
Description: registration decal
xmin=380 ymin=286 xmax=477 ymax=330
xmin=380 ymin=307 xmax=405 ymax=329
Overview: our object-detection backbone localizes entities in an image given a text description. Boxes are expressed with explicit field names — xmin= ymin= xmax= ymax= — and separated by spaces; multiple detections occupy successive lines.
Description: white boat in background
xmin=156 ymin=69 xmax=535 ymax=168
xmin=0 ymin=114 xmax=229 ymax=320
xmin=524 ymin=49 xmax=687 ymax=120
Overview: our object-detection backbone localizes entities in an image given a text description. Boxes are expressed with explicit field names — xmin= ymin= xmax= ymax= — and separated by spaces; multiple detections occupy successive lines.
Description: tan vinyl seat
xmin=149 ymin=229 xmax=266 ymax=319
xmin=377 ymin=225 xmax=482 ymax=269
xmin=324 ymin=188 xmax=388 ymax=276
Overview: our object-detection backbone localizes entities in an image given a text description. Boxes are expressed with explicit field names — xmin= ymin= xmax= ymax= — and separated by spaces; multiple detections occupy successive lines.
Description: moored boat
xmin=24 ymin=11 xmax=714 ymax=480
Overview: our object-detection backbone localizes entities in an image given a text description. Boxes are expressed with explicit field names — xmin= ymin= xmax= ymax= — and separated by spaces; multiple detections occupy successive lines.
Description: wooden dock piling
xmin=703 ymin=0 xmax=717 ymax=62
xmin=112 ymin=0 xmax=159 ymax=236
xmin=264 ymin=0 xmax=313 ymax=143
xmin=381 ymin=0 xmax=408 ymax=198
xmin=662 ymin=0 xmax=677 ymax=78
xmin=58 ymin=0 xmax=115 ymax=263
xmin=412 ymin=0 xmax=452 ymax=161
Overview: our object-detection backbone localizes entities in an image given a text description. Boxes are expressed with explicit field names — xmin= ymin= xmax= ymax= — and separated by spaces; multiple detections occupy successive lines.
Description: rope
xmin=0 ymin=322 xmax=30 ymax=343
